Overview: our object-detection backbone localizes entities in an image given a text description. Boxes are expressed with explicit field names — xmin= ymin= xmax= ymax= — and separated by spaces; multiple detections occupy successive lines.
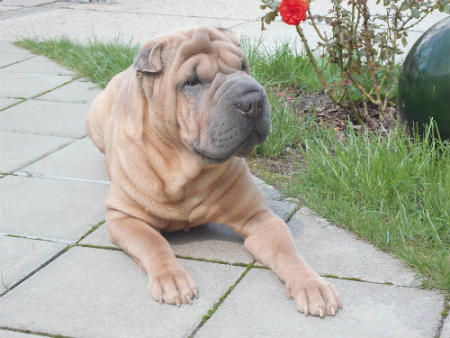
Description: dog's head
xmin=133 ymin=26 xmax=270 ymax=164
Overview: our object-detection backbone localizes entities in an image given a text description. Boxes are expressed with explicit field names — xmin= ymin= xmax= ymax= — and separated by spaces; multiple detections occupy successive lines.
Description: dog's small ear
xmin=134 ymin=42 xmax=164 ymax=74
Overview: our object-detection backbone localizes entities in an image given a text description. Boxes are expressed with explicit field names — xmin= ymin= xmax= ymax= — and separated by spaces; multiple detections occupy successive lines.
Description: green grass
xmin=15 ymin=37 xmax=449 ymax=290
xmin=288 ymin=122 xmax=450 ymax=289
xmin=242 ymin=39 xmax=340 ymax=90
xmin=252 ymin=90 xmax=308 ymax=158
xmin=16 ymin=38 xmax=138 ymax=88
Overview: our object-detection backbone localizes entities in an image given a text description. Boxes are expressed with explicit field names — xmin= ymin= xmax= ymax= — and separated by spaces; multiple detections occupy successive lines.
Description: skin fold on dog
xmin=86 ymin=26 xmax=342 ymax=317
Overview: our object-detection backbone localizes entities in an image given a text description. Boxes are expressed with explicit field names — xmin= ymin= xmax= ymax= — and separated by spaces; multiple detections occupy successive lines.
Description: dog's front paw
xmin=149 ymin=265 xmax=198 ymax=306
xmin=286 ymin=272 xmax=342 ymax=317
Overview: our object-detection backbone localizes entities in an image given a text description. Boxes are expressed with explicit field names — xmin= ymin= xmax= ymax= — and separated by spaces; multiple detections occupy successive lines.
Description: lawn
xmin=16 ymin=37 xmax=450 ymax=291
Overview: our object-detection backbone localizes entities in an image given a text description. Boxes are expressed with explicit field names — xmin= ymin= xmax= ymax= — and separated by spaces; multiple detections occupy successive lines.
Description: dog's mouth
xmin=192 ymin=129 xmax=262 ymax=164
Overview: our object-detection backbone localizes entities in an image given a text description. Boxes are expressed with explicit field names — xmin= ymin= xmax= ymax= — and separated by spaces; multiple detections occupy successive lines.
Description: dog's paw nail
xmin=331 ymin=306 xmax=335 ymax=316
xmin=319 ymin=308 xmax=324 ymax=317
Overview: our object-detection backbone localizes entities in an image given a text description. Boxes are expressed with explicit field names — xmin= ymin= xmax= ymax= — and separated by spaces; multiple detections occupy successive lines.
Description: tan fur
xmin=86 ymin=26 xmax=341 ymax=316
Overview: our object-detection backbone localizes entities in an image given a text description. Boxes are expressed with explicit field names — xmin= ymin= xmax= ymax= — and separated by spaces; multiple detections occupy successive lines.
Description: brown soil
xmin=296 ymin=91 xmax=399 ymax=133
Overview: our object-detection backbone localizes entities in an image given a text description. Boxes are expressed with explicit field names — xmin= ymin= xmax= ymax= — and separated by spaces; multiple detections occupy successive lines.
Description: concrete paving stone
xmin=22 ymin=137 xmax=109 ymax=181
xmin=0 ymin=8 xmax=245 ymax=43
xmin=0 ymin=42 xmax=36 ymax=68
xmin=0 ymin=330 xmax=44 ymax=338
xmin=441 ymin=315 xmax=450 ymax=338
xmin=39 ymin=79 xmax=102 ymax=104
xmin=0 ymin=97 xmax=20 ymax=109
xmin=165 ymin=224 xmax=252 ymax=264
xmin=274 ymin=207 xmax=419 ymax=286
xmin=0 ymin=0 xmax=52 ymax=7
xmin=0 ymin=236 xmax=66 ymax=293
xmin=0 ymin=131 xmax=70 ymax=172
xmin=0 ymin=246 xmax=245 ymax=338
xmin=196 ymin=268 xmax=444 ymax=338
xmin=0 ymin=6 xmax=22 ymax=13
xmin=0 ymin=71 xmax=72 ymax=98
xmin=253 ymin=177 xmax=298 ymax=221
xmin=0 ymin=99 xmax=89 ymax=138
xmin=59 ymin=0 xmax=261 ymax=21
xmin=0 ymin=175 xmax=108 ymax=241
xmin=3 ymin=55 xmax=75 ymax=76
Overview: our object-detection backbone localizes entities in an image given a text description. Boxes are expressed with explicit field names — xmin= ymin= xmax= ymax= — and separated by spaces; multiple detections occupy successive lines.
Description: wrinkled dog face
xmin=135 ymin=27 xmax=270 ymax=163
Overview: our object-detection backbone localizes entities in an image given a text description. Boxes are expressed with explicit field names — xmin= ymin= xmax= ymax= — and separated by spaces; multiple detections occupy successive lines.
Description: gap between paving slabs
xmin=0 ymin=219 xmax=105 ymax=298
xmin=0 ymin=76 xmax=80 ymax=112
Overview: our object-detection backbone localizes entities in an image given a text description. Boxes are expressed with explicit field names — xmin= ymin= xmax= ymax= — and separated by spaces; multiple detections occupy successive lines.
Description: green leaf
xmin=411 ymin=8 xmax=420 ymax=18
xmin=400 ymin=2 xmax=409 ymax=11
xmin=401 ymin=37 xmax=407 ymax=47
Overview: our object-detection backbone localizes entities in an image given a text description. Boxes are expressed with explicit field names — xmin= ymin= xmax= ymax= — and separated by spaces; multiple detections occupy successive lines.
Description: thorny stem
xmin=307 ymin=8 xmax=326 ymax=42
xmin=361 ymin=1 xmax=381 ymax=105
xmin=295 ymin=25 xmax=342 ymax=108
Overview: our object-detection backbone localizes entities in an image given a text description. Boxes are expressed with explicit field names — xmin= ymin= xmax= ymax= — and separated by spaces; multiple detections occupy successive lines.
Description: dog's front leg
xmin=106 ymin=210 xmax=198 ymax=305
xmin=237 ymin=211 xmax=342 ymax=317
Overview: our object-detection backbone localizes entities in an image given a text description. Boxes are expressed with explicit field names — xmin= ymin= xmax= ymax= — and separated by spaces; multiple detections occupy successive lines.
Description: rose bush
xmin=261 ymin=0 xmax=450 ymax=124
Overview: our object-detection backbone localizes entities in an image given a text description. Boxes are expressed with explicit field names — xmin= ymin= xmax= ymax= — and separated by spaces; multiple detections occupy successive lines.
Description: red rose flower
xmin=279 ymin=0 xmax=309 ymax=25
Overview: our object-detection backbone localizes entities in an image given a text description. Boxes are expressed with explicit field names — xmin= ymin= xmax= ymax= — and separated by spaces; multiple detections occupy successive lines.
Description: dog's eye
xmin=241 ymin=61 xmax=248 ymax=72
xmin=184 ymin=75 xmax=201 ymax=87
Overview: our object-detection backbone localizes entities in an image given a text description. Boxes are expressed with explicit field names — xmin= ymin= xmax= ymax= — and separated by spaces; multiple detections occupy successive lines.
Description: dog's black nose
xmin=236 ymin=91 xmax=264 ymax=120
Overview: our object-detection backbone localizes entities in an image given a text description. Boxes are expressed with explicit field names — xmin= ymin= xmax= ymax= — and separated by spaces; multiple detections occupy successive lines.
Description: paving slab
xmin=0 ymin=131 xmax=70 ymax=172
xmin=0 ymin=330 xmax=44 ymax=338
xmin=39 ymin=79 xmax=102 ymax=104
xmin=0 ymin=6 xmax=22 ymax=13
xmin=3 ymin=55 xmax=74 ymax=76
xmin=0 ymin=175 xmax=108 ymax=241
xmin=0 ymin=71 xmax=72 ymax=98
xmin=196 ymin=268 xmax=444 ymax=338
xmin=0 ymin=8 xmax=245 ymax=43
xmin=22 ymin=137 xmax=108 ymax=181
xmin=441 ymin=315 xmax=450 ymax=338
xmin=59 ymin=0 xmax=260 ymax=21
xmin=0 ymin=42 xmax=35 ymax=68
xmin=0 ymin=97 xmax=20 ymax=109
xmin=273 ymin=207 xmax=419 ymax=286
xmin=0 ymin=246 xmax=244 ymax=338
xmin=0 ymin=99 xmax=89 ymax=138
xmin=0 ymin=236 xmax=66 ymax=294
xmin=0 ymin=0 xmax=52 ymax=7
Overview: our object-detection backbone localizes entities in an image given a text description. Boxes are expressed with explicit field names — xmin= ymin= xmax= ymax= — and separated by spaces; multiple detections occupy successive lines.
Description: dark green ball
xmin=398 ymin=17 xmax=450 ymax=139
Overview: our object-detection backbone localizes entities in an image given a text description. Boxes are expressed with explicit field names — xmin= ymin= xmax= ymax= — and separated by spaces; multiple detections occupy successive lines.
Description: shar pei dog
xmin=86 ymin=26 xmax=341 ymax=317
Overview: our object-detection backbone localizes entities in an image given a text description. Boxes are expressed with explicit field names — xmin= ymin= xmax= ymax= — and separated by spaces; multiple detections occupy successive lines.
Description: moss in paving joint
xmin=31 ymin=77 xmax=80 ymax=100
xmin=0 ymin=326 xmax=73 ymax=338
xmin=75 ymin=243 xmax=122 ymax=251
xmin=188 ymin=264 xmax=253 ymax=338
xmin=0 ymin=55 xmax=37 ymax=70
xmin=175 ymin=254 xmax=241 ymax=266
xmin=0 ymin=172 xmax=17 ymax=178
xmin=1 ymin=274 xmax=10 ymax=292
xmin=0 ymin=99 xmax=27 ymax=112
xmin=0 ymin=77 xmax=79 ymax=113
xmin=434 ymin=296 xmax=450 ymax=338
xmin=284 ymin=203 xmax=300 ymax=223
xmin=320 ymin=273 xmax=415 ymax=288
xmin=4 ymin=234 xmax=71 ymax=244
xmin=0 ymin=244 xmax=72 ymax=297
xmin=75 ymin=220 xmax=105 ymax=244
